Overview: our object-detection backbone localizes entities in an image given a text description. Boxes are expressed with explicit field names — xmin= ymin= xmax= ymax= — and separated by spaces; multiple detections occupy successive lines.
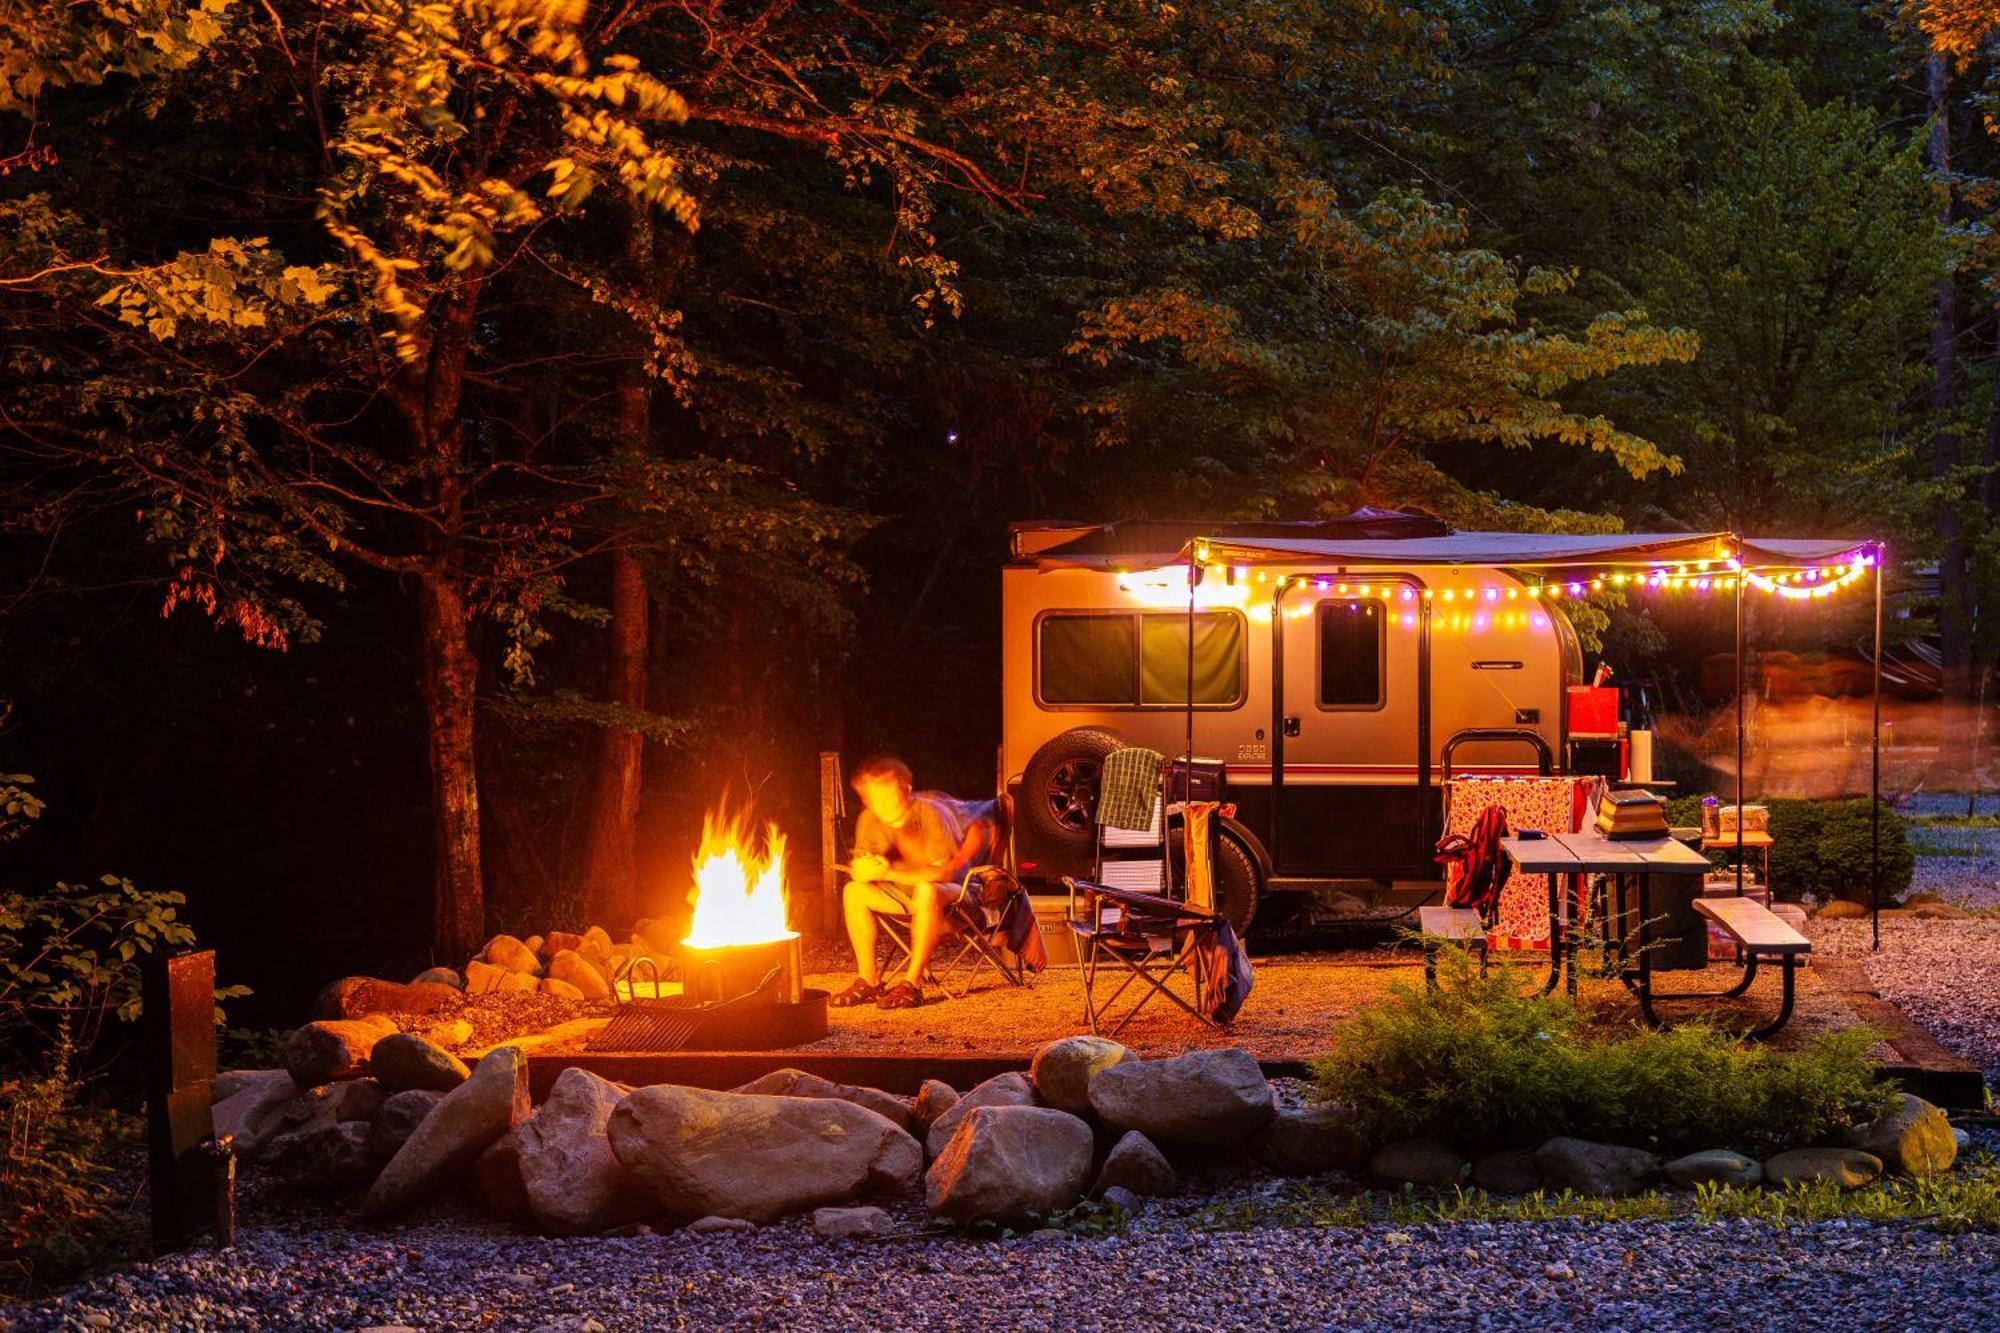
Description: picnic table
xmin=1497 ymin=831 xmax=1710 ymax=1008
xmin=1498 ymin=831 xmax=1809 ymax=1037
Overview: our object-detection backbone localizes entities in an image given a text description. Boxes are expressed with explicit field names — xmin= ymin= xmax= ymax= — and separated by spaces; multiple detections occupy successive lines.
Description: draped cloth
xmin=1443 ymin=776 xmax=1603 ymax=948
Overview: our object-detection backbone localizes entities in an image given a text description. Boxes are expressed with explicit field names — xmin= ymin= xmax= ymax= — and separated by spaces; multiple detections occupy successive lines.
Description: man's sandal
xmin=875 ymin=980 xmax=924 ymax=1010
xmin=829 ymin=978 xmax=880 ymax=1008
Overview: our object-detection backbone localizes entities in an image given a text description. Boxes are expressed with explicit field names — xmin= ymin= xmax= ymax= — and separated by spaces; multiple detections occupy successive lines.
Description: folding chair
xmin=872 ymin=797 xmax=1041 ymax=998
xmin=1064 ymin=764 xmax=1230 ymax=1037
xmin=1065 ymin=879 xmax=1227 ymax=1037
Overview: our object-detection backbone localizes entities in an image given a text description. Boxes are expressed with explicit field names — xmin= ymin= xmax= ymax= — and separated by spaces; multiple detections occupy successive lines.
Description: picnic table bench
xmin=1689 ymin=894 xmax=1811 ymax=1039
xmin=1417 ymin=906 xmax=1488 ymax=988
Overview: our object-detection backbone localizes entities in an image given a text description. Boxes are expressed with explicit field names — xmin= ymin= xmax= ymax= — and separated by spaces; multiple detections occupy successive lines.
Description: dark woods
xmin=1 ymin=1 xmax=1993 ymax=1023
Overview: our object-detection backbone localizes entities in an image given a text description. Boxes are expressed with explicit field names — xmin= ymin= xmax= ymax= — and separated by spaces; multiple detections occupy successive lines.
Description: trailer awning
xmin=1166 ymin=531 xmax=1875 ymax=572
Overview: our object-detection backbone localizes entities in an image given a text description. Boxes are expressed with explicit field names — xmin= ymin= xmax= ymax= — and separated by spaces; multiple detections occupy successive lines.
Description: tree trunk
xmin=416 ymin=566 xmax=484 ymax=962
xmin=582 ymin=206 xmax=655 ymax=930
xmin=1930 ymin=53 xmax=1974 ymax=702
xmin=583 ymin=540 xmax=648 ymax=929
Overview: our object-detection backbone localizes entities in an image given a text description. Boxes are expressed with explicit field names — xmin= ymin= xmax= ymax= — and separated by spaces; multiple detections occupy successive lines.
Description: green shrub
xmin=0 ymin=1042 xmax=145 ymax=1297
xmin=1662 ymin=795 xmax=1912 ymax=903
xmin=1309 ymin=948 xmax=1898 ymax=1155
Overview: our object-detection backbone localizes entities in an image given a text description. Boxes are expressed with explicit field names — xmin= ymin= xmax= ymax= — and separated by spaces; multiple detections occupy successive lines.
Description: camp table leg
xmin=1539 ymin=871 xmax=1564 ymax=997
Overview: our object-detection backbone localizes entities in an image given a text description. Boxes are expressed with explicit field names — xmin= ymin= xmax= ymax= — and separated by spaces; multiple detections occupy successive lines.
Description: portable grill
xmin=589 ymin=935 xmax=829 ymax=1052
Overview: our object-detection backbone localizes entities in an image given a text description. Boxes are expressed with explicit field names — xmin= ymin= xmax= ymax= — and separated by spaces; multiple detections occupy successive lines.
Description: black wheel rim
xmin=1046 ymin=758 xmax=1101 ymax=832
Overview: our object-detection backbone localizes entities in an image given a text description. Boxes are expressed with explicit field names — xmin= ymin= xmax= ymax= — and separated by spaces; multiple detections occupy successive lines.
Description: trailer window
xmin=1038 ymin=615 xmax=1138 ymax=704
xmin=1140 ymin=613 xmax=1243 ymax=705
xmin=1318 ymin=600 xmax=1384 ymax=708
xmin=1036 ymin=612 xmax=1243 ymax=707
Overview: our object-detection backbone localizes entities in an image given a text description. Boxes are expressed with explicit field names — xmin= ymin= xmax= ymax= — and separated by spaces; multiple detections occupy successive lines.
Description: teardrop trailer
xmin=1000 ymin=514 xmax=1887 ymax=936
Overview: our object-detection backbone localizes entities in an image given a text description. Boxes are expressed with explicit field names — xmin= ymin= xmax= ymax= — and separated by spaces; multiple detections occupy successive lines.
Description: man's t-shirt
xmin=853 ymin=792 xmax=993 ymax=886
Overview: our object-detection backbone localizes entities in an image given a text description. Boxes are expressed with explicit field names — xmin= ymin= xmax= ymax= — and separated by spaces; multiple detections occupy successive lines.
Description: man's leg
xmin=901 ymin=882 xmax=944 ymax=986
xmin=843 ymin=879 xmax=905 ymax=985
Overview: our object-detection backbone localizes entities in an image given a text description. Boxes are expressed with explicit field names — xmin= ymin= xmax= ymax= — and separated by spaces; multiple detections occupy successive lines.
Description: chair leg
xmin=1424 ymin=942 xmax=1439 ymax=991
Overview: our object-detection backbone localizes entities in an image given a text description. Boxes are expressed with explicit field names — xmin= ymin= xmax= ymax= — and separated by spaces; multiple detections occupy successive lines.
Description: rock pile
xmin=218 ymin=1020 xmax=1969 ymax=1236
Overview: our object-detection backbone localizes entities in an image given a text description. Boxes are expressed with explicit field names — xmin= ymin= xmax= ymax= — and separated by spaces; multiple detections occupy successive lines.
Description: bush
xmin=1309 ymin=949 xmax=1898 ymax=1156
xmin=0 ymin=1042 xmax=145 ymax=1297
xmin=1663 ymin=795 xmax=1912 ymax=904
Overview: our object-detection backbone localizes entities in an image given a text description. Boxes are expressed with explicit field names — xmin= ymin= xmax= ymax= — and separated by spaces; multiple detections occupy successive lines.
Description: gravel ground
xmin=8 ymin=1211 xmax=1999 ymax=1332
xmin=1895 ymin=793 xmax=2000 ymax=909
xmin=1812 ymin=915 xmax=2000 ymax=1085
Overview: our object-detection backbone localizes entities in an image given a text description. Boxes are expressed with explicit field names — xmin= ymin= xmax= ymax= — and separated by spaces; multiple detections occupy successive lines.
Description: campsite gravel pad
xmin=11 ymin=1213 xmax=1999 ymax=1331
xmin=1812 ymin=915 xmax=2000 ymax=1084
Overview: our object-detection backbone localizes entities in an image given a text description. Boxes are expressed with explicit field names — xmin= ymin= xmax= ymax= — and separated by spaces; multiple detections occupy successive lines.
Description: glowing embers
xmin=682 ymin=807 xmax=795 ymax=949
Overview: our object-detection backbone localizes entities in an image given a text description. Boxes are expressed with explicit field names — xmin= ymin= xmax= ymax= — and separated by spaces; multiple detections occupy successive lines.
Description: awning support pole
xmin=1735 ymin=558 xmax=1747 ymax=896
xmin=1872 ymin=549 xmax=1883 ymax=952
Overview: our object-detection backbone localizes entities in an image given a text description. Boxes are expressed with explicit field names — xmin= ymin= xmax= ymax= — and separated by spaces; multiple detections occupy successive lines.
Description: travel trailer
xmin=999 ymin=512 xmax=1797 ymax=930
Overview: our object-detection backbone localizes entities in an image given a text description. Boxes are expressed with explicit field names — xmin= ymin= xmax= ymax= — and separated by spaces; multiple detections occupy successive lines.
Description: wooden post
xmin=818 ymin=751 xmax=844 ymax=935
xmin=144 ymin=950 xmax=218 ymax=1251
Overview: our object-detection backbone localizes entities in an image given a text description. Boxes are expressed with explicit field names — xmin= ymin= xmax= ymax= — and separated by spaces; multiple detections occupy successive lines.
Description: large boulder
xmin=925 ymin=1072 xmax=1040 ymax=1158
xmin=473 ymin=1124 xmax=534 ymax=1224
xmin=913 ymin=1079 xmax=959 ymax=1133
xmin=1086 ymin=1048 xmax=1274 ymax=1146
xmin=1091 ymin=1130 xmax=1175 ymax=1199
xmin=608 ymin=1084 xmax=922 ymax=1223
xmin=546 ymin=950 xmax=612 ymax=1002
xmin=313 ymin=976 xmax=458 ymax=1021
xmin=367 ymin=1089 xmax=444 ymax=1160
xmin=1847 ymin=1093 xmax=1957 ymax=1177
xmin=1029 ymin=1036 xmax=1129 ymax=1116
xmin=1369 ymin=1139 xmax=1467 ymax=1188
xmin=1533 ymin=1138 xmax=1660 ymax=1197
xmin=284 ymin=1016 xmax=396 ymax=1087
xmin=369 ymin=1032 xmax=470 ymax=1094
xmin=579 ymin=926 xmax=615 ymax=963
xmin=1665 ymin=1149 xmax=1763 ymax=1190
xmin=422 ymin=1018 xmax=474 ymax=1049
xmin=1471 ymin=1149 xmax=1543 ymax=1195
xmin=541 ymin=931 xmax=585 ymax=960
xmin=480 ymin=935 xmax=542 ymax=975
xmin=327 ymin=1078 xmax=386 ymax=1123
xmin=496 ymin=970 xmax=539 ymax=994
xmin=463 ymin=960 xmax=508 ymax=995
xmin=925 ymin=1106 xmax=1094 ymax=1225
xmin=731 ymin=1068 xmax=914 ymax=1133
xmin=1764 ymin=1148 xmax=1882 ymax=1191
xmin=410 ymin=967 xmax=463 ymax=991
xmin=212 ymin=1068 xmax=287 ymax=1104
xmin=517 ymin=1068 xmax=648 ymax=1236
xmin=362 ymin=1047 xmax=529 ymax=1219
xmin=211 ymin=1070 xmax=300 ymax=1158
xmin=1248 ymin=1105 xmax=1365 ymax=1177
xmin=265 ymin=1120 xmax=381 ymax=1192
xmin=540 ymin=978 xmax=585 ymax=1002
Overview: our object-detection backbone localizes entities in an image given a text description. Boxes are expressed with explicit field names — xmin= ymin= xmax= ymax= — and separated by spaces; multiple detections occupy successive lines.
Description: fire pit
xmin=590 ymin=811 xmax=829 ymax=1052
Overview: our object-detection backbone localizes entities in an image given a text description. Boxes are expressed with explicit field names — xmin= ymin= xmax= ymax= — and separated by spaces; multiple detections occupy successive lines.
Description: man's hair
xmin=850 ymin=753 xmax=913 ymax=790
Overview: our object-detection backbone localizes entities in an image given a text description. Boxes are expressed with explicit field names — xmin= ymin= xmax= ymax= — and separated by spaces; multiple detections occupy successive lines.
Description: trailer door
xmin=1270 ymin=586 xmax=1432 ymax=879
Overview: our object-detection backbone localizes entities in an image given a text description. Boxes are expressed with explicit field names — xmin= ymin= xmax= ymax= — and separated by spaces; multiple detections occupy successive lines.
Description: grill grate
xmin=586 ymin=1004 xmax=703 ymax=1052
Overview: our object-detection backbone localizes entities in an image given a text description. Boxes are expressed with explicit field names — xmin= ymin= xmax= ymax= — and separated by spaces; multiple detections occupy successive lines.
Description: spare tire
xmin=1213 ymin=832 xmax=1260 ymax=936
xmin=1020 ymin=726 xmax=1127 ymax=858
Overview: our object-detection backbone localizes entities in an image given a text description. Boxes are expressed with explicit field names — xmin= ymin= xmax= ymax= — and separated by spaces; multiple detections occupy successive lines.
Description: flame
xmin=683 ymin=808 xmax=795 ymax=948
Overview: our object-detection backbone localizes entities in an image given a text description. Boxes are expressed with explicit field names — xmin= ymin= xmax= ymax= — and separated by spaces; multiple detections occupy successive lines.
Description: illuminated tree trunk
xmin=416 ymin=566 xmax=484 ymax=961
xmin=583 ymin=207 xmax=654 ymax=930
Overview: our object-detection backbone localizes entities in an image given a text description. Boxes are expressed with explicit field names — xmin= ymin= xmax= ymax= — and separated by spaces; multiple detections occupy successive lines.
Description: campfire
xmin=684 ymin=809 xmax=795 ymax=949
xmin=591 ymin=803 xmax=827 ymax=1052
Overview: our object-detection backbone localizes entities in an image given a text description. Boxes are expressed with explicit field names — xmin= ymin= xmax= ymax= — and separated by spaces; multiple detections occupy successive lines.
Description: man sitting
xmin=831 ymin=754 xmax=996 ymax=1011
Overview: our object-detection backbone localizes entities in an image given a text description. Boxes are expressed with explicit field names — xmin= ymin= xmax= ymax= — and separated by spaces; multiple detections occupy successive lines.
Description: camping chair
xmin=873 ymin=796 xmax=1044 ymax=998
xmin=1065 ymin=753 xmax=1244 ymax=1036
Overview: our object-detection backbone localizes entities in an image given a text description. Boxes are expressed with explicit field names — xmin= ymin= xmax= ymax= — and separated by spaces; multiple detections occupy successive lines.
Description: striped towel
xmin=1097 ymin=746 xmax=1165 ymax=832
